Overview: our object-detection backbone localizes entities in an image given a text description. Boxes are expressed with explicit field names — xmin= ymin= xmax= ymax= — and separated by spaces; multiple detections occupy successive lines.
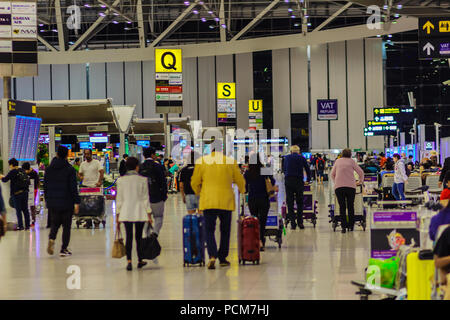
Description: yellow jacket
xmin=191 ymin=152 xmax=245 ymax=212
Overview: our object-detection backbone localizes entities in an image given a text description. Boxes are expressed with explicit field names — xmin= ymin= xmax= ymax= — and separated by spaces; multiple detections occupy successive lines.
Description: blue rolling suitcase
xmin=183 ymin=214 xmax=206 ymax=267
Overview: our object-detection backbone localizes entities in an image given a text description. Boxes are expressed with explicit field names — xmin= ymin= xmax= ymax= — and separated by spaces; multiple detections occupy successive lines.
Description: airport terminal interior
xmin=0 ymin=0 xmax=449 ymax=301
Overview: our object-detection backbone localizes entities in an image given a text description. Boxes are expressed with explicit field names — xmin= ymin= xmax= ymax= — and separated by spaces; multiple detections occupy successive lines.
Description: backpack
xmin=140 ymin=161 xmax=160 ymax=193
xmin=15 ymin=169 xmax=30 ymax=192
xmin=317 ymin=159 xmax=325 ymax=171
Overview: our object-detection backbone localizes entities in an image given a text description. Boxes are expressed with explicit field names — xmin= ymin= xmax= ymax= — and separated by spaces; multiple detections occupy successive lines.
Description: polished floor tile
xmin=0 ymin=182 xmax=371 ymax=300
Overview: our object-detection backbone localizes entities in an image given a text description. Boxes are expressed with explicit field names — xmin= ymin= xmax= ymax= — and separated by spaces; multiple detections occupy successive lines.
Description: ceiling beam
xmin=137 ymin=0 xmax=146 ymax=48
xmin=150 ymin=0 xmax=200 ymax=47
xmin=54 ymin=0 xmax=65 ymax=51
xmin=231 ymin=0 xmax=281 ymax=41
xmin=38 ymin=35 xmax=58 ymax=52
xmin=38 ymin=16 xmax=418 ymax=65
xmin=219 ymin=0 xmax=226 ymax=42
xmin=313 ymin=2 xmax=353 ymax=32
xmin=68 ymin=0 xmax=122 ymax=52
xmin=97 ymin=0 xmax=133 ymax=23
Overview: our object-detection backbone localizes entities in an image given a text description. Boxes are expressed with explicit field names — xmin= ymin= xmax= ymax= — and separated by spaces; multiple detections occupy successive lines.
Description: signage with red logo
xmin=156 ymin=86 xmax=182 ymax=94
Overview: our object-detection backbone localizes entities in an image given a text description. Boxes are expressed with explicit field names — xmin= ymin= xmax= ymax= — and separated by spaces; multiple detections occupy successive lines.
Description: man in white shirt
xmin=79 ymin=149 xmax=104 ymax=187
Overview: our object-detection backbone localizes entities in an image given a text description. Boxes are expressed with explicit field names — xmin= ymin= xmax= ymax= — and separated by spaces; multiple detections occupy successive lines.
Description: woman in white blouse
xmin=116 ymin=157 xmax=152 ymax=271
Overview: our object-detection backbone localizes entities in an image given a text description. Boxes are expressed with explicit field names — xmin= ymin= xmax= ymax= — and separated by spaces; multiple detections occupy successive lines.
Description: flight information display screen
xmin=9 ymin=116 xmax=42 ymax=161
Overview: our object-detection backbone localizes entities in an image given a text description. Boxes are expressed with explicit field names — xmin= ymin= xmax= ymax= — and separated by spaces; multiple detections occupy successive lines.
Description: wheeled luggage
xmin=183 ymin=214 xmax=206 ymax=267
xmin=406 ymin=251 xmax=435 ymax=300
xmin=237 ymin=213 xmax=260 ymax=265
xmin=264 ymin=196 xmax=283 ymax=248
xmin=76 ymin=187 xmax=106 ymax=229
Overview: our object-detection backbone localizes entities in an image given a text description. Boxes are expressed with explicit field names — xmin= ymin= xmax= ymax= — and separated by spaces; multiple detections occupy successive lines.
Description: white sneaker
xmin=152 ymin=257 xmax=159 ymax=264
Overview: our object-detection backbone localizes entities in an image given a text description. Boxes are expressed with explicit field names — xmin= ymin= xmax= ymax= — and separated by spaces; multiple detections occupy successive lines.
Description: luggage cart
xmin=329 ymin=185 xmax=366 ymax=232
xmin=75 ymin=187 xmax=106 ymax=229
xmin=283 ymin=184 xmax=317 ymax=228
xmin=265 ymin=194 xmax=284 ymax=248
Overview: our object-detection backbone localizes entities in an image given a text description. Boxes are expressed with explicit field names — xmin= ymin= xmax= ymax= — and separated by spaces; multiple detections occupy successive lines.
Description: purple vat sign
xmin=317 ymin=99 xmax=338 ymax=121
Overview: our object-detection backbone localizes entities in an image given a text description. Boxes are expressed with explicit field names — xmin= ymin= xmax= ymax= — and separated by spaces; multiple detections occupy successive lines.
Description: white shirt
xmin=116 ymin=172 xmax=152 ymax=222
xmin=79 ymin=159 xmax=103 ymax=187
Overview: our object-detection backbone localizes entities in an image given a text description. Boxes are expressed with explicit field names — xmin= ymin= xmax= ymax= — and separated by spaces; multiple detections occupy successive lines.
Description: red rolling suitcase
xmin=237 ymin=202 xmax=260 ymax=265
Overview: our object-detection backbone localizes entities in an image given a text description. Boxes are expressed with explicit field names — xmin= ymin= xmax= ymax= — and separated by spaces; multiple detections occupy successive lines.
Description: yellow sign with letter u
xmin=155 ymin=49 xmax=182 ymax=73
xmin=248 ymin=100 xmax=263 ymax=112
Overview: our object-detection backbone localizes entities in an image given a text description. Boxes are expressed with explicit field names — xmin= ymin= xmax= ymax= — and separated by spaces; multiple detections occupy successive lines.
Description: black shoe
xmin=299 ymin=224 xmax=305 ymax=230
xmin=16 ymin=227 xmax=24 ymax=231
xmin=137 ymin=261 xmax=147 ymax=269
xmin=349 ymin=227 xmax=354 ymax=232
xmin=260 ymin=246 xmax=265 ymax=252
xmin=219 ymin=260 xmax=231 ymax=267
xmin=60 ymin=249 xmax=72 ymax=257
xmin=341 ymin=228 xmax=346 ymax=234
xmin=291 ymin=224 xmax=297 ymax=230
xmin=126 ymin=263 xmax=132 ymax=271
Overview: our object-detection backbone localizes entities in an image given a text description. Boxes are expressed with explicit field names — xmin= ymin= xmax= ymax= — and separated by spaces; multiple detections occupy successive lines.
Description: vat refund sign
xmin=317 ymin=99 xmax=338 ymax=121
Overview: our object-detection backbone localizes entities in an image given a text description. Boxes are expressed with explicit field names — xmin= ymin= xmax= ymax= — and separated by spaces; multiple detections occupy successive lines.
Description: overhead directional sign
xmin=364 ymin=124 xmax=398 ymax=137
xmin=155 ymin=49 xmax=182 ymax=73
xmin=367 ymin=120 xmax=397 ymax=126
xmin=418 ymin=18 xmax=450 ymax=59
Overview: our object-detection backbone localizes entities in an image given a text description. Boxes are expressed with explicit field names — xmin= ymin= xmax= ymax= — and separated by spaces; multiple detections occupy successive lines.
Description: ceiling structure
xmin=36 ymin=0 xmax=449 ymax=53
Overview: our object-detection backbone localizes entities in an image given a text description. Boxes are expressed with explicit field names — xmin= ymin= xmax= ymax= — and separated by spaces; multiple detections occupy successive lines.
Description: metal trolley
xmin=265 ymin=193 xmax=284 ymax=248
xmin=329 ymin=185 xmax=367 ymax=232
xmin=75 ymin=187 xmax=106 ymax=229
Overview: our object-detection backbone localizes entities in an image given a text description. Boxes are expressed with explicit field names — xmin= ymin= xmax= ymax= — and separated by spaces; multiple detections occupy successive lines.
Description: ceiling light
xmin=201 ymin=17 xmax=207 ymax=22
xmin=397 ymin=5 xmax=402 ymax=9
xmin=294 ymin=23 xmax=300 ymax=27
xmin=214 ymin=17 xmax=220 ymax=22
xmin=291 ymin=15 xmax=296 ymax=18
xmin=184 ymin=1 xmax=190 ymax=5
xmin=193 ymin=9 xmax=199 ymax=14
xmin=84 ymin=4 xmax=91 ymax=8
xmin=288 ymin=8 xmax=293 ymax=12
xmin=221 ymin=24 xmax=226 ymax=29
xmin=383 ymin=5 xmax=388 ymax=9
xmin=99 ymin=12 xmax=106 ymax=17
xmin=112 ymin=20 xmax=118 ymax=24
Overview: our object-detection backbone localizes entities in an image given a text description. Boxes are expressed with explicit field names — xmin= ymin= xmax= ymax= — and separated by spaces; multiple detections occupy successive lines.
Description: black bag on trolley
xmin=78 ymin=195 xmax=105 ymax=217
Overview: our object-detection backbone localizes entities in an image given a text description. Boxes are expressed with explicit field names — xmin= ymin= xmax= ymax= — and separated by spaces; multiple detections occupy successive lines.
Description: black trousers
xmin=335 ymin=187 xmax=356 ymax=229
xmin=204 ymin=210 xmax=232 ymax=262
xmin=285 ymin=176 xmax=304 ymax=226
xmin=123 ymin=222 xmax=145 ymax=261
xmin=49 ymin=208 xmax=73 ymax=250
xmin=13 ymin=192 xmax=30 ymax=229
xmin=248 ymin=197 xmax=270 ymax=244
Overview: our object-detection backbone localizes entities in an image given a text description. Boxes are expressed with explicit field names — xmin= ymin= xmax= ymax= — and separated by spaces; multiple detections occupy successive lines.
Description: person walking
xmin=116 ymin=157 xmax=153 ymax=271
xmin=330 ymin=148 xmax=365 ymax=233
xmin=44 ymin=146 xmax=81 ymax=256
xmin=440 ymin=157 xmax=450 ymax=188
xmin=191 ymin=146 xmax=246 ymax=269
xmin=22 ymin=162 xmax=40 ymax=228
xmin=139 ymin=147 xmax=168 ymax=235
xmin=244 ymin=153 xmax=276 ymax=251
xmin=0 ymin=183 xmax=6 ymax=239
xmin=179 ymin=150 xmax=199 ymax=214
xmin=79 ymin=149 xmax=104 ymax=187
xmin=316 ymin=154 xmax=326 ymax=185
xmin=119 ymin=154 xmax=128 ymax=177
xmin=0 ymin=158 xmax=30 ymax=231
xmin=393 ymin=153 xmax=408 ymax=201
xmin=283 ymin=145 xmax=311 ymax=230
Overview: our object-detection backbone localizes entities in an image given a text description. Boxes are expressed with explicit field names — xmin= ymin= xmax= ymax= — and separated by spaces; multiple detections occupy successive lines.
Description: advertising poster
xmin=371 ymin=228 xmax=420 ymax=259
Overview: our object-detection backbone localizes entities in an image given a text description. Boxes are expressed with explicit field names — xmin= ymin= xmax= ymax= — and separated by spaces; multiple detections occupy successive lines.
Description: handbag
xmin=112 ymin=228 xmax=126 ymax=259
xmin=139 ymin=223 xmax=161 ymax=260
xmin=265 ymin=177 xmax=276 ymax=196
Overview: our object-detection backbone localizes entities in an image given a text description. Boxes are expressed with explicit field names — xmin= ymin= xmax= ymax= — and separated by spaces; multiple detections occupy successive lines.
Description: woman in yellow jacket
xmin=191 ymin=150 xmax=246 ymax=269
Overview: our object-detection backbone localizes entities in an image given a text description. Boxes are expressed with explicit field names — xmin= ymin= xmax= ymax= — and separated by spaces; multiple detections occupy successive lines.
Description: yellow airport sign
xmin=439 ymin=21 xmax=450 ymax=33
xmin=217 ymin=83 xmax=236 ymax=99
xmin=423 ymin=21 xmax=434 ymax=34
xmin=155 ymin=49 xmax=182 ymax=73
xmin=248 ymin=100 xmax=263 ymax=112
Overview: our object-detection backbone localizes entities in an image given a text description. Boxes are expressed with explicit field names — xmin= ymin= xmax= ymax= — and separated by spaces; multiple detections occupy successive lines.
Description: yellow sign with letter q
xmin=248 ymin=100 xmax=263 ymax=112
xmin=217 ymin=83 xmax=236 ymax=99
xmin=155 ymin=49 xmax=182 ymax=73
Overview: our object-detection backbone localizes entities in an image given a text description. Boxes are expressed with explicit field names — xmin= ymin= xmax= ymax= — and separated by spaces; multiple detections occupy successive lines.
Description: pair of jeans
xmin=123 ymin=222 xmax=145 ymax=261
xmin=150 ymin=201 xmax=165 ymax=235
xmin=48 ymin=208 xmax=73 ymax=250
xmin=284 ymin=176 xmax=304 ymax=227
xmin=392 ymin=182 xmax=406 ymax=201
xmin=203 ymin=210 xmax=232 ymax=262
xmin=248 ymin=197 xmax=270 ymax=244
xmin=13 ymin=192 xmax=30 ymax=229
xmin=335 ymin=187 xmax=356 ymax=229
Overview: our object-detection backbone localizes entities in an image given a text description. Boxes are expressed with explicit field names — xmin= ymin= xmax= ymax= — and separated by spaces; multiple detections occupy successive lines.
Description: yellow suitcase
xmin=406 ymin=251 xmax=435 ymax=300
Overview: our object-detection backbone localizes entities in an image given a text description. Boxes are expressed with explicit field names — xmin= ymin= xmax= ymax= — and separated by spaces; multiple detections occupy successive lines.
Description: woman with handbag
xmin=244 ymin=153 xmax=277 ymax=251
xmin=115 ymin=157 xmax=153 ymax=271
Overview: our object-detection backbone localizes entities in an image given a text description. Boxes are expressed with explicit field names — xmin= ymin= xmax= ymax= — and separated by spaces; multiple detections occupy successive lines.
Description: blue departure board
xmin=9 ymin=116 xmax=42 ymax=161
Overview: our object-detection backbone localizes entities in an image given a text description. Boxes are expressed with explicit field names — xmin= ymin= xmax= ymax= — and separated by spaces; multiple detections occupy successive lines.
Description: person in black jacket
xmin=283 ymin=145 xmax=311 ymax=230
xmin=139 ymin=147 xmax=168 ymax=236
xmin=440 ymin=157 xmax=450 ymax=188
xmin=44 ymin=146 xmax=80 ymax=257
xmin=119 ymin=154 xmax=128 ymax=177
xmin=0 ymin=158 xmax=30 ymax=231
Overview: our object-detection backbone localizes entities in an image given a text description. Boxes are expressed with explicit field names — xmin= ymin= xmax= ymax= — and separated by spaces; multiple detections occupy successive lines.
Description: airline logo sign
xmin=217 ymin=83 xmax=236 ymax=99
xmin=155 ymin=49 xmax=182 ymax=73
xmin=0 ymin=13 xmax=10 ymax=25
xmin=0 ymin=2 xmax=11 ymax=14
xmin=12 ymin=14 xmax=36 ymax=26
xmin=12 ymin=26 xmax=36 ymax=38
xmin=419 ymin=18 xmax=450 ymax=59
xmin=11 ymin=2 xmax=36 ymax=15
